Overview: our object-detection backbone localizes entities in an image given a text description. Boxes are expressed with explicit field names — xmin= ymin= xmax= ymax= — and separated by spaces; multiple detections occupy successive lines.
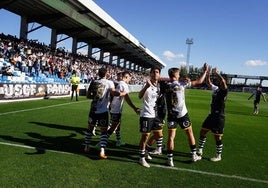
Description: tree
xmin=179 ymin=66 xmax=187 ymax=78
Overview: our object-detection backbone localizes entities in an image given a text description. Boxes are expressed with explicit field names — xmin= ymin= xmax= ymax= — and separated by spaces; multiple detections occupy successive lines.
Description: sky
xmin=0 ymin=0 xmax=268 ymax=85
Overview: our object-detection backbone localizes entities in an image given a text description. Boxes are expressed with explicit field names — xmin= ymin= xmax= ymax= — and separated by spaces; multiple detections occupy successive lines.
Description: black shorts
xmin=202 ymin=113 xmax=225 ymax=135
xmin=72 ymin=85 xmax=78 ymax=91
xmin=139 ymin=117 xmax=163 ymax=133
xmin=88 ymin=111 xmax=109 ymax=128
xmin=254 ymin=99 xmax=260 ymax=105
xmin=167 ymin=113 xmax=191 ymax=130
xmin=110 ymin=113 xmax=122 ymax=124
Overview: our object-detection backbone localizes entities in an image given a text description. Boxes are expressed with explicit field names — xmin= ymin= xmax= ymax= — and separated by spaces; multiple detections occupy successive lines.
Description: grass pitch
xmin=0 ymin=89 xmax=267 ymax=187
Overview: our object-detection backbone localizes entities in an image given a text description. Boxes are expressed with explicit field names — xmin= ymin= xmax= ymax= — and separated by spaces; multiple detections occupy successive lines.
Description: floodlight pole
xmin=186 ymin=38 xmax=193 ymax=74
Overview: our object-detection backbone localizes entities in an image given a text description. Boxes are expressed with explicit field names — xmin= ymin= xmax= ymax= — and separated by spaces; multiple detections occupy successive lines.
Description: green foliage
xmin=0 ymin=90 xmax=267 ymax=187
xmin=179 ymin=65 xmax=188 ymax=78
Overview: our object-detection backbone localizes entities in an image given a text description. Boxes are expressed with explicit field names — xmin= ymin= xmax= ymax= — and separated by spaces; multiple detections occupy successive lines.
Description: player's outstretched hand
xmin=182 ymin=77 xmax=191 ymax=83
xmin=203 ymin=63 xmax=208 ymax=73
xmin=212 ymin=67 xmax=219 ymax=75
xmin=135 ymin=107 xmax=141 ymax=115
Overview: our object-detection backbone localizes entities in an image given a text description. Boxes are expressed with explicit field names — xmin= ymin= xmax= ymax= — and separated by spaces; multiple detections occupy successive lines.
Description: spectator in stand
xmin=0 ymin=33 xmax=148 ymax=85
xmin=21 ymin=55 xmax=27 ymax=73
xmin=34 ymin=57 xmax=41 ymax=77
xmin=0 ymin=53 xmax=5 ymax=67
xmin=27 ymin=56 xmax=33 ymax=75
xmin=13 ymin=52 xmax=22 ymax=70
xmin=1 ymin=63 xmax=14 ymax=76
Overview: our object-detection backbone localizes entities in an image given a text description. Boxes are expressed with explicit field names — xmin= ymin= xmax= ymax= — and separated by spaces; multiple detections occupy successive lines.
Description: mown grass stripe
xmin=1 ymin=141 xmax=267 ymax=185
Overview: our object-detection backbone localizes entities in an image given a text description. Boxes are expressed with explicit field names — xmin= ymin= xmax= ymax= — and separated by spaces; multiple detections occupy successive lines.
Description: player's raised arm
xmin=138 ymin=80 xmax=151 ymax=99
xmin=212 ymin=68 xmax=227 ymax=90
xmin=206 ymin=66 xmax=212 ymax=88
xmin=191 ymin=63 xmax=208 ymax=87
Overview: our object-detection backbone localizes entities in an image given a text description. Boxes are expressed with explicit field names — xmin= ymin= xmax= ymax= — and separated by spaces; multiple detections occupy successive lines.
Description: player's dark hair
xmin=150 ymin=67 xmax=161 ymax=73
xmin=98 ymin=67 xmax=107 ymax=78
xmin=168 ymin=68 xmax=180 ymax=78
xmin=122 ymin=71 xmax=131 ymax=77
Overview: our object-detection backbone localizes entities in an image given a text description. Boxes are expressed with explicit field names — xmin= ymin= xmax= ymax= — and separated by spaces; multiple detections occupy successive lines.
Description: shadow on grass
xmin=29 ymin=121 xmax=88 ymax=135
xmin=0 ymin=121 xmax=199 ymax=165
xmin=0 ymin=132 xmax=142 ymax=164
xmin=0 ymin=133 xmax=83 ymax=154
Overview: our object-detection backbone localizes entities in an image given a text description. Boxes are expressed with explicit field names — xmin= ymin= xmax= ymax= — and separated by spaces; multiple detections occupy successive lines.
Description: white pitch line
xmin=0 ymin=141 xmax=267 ymax=185
xmin=0 ymin=101 xmax=84 ymax=116
xmin=0 ymin=141 xmax=75 ymax=155
xmin=152 ymin=164 xmax=268 ymax=184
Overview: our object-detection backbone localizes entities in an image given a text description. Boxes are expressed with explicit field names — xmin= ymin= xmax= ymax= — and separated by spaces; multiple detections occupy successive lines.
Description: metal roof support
xmin=87 ymin=43 xmax=93 ymax=58
xmin=123 ymin=59 xmax=127 ymax=69
xmin=92 ymin=49 xmax=101 ymax=55
xmin=77 ymin=42 xmax=88 ymax=50
xmin=72 ymin=37 xmax=78 ymax=55
xmin=27 ymin=23 xmax=44 ymax=34
xmin=50 ymin=28 xmax=57 ymax=51
xmin=99 ymin=49 xmax=104 ymax=63
xmin=117 ymin=57 xmax=121 ymax=67
xmin=109 ymin=53 xmax=113 ymax=65
xmin=19 ymin=16 xmax=28 ymax=40
xmin=0 ymin=0 xmax=166 ymax=70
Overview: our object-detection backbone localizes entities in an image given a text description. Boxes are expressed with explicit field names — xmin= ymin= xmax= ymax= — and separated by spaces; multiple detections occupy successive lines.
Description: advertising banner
xmin=0 ymin=83 xmax=71 ymax=100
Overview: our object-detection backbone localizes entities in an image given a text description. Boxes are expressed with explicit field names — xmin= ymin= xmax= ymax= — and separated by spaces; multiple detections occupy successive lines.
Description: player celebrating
xmin=248 ymin=86 xmax=266 ymax=115
xmin=197 ymin=67 xmax=228 ymax=162
xmin=138 ymin=67 xmax=164 ymax=168
xmin=107 ymin=71 xmax=140 ymax=146
xmin=165 ymin=63 xmax=207 ymax=167
xmin=84 ymin=67 xmax=126 ymax=159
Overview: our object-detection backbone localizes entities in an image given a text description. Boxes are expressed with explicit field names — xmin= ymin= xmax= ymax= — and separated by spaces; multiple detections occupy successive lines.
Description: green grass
xmin=0 ymin=89 xmax=267 ymax=188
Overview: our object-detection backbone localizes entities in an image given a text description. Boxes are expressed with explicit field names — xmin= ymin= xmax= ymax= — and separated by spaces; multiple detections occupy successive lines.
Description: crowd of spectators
xmin=0 ymin=33 xmax=148 ymax=85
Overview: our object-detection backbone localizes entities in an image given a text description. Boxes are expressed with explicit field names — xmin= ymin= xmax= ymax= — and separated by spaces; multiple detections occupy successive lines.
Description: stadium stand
xmin=0 ymin=33 xmax=148 ymax=85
